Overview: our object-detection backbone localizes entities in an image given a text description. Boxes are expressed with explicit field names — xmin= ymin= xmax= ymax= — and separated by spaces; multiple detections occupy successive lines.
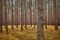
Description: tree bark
xmin=4 ymin=0 xmax=8 ymax=34
xmin=0 ymin=0 xmax=3 ymax=33
xmin=21 ymin=0 xmax=24 ymax=31
xmin=25 ymin=0 xmax=27 ymax=28
xmin=15 ymin=0 xmax=18 ymax=28
xmin=11 ymin=0 xmax=13 ymax=29
xmin=37 ymin=0 xmax=45 ymax=40
xmin=53 ymin=0 xmax=58 ymax=30
xmin=29 ymin=0 xmax=32 ymax=26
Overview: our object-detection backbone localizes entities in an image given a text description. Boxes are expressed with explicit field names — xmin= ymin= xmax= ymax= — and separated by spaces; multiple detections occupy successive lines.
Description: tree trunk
xmin=29 ymin=0 xmax=32 ymax=27
xmin=33 ymin=0 xmax=36 ymax=28
xmin=0 ymin=0 xmax=3 ymax=33
xmin=21 ymin=0 xmax=24 ymax=31
xmin=4 ymin=0 xmax=8 ymax=34
xmin=11 ymin=0 xmax=13 ymax=29
xmin=25 ymin=0 xmax=27 ymax=28
xmin=53 ymin=0 xmax=58 ymax=30
xmin=37 ymin=0 xmax=45 ymax=40
xmin=15 ymin=0 xmax=18 ymax=28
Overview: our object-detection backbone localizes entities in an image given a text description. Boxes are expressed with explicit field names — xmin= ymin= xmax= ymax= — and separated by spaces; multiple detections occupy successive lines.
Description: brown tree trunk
xmin=53 ymin=0 xmax=58 ymax=30
xmin=11 ymin=0 xmax=13 ymax=29
xmin=29 ymin=0 xmax=32 ymax=27
xmin=37 ymin=0 xmax=45 ymax=40
xmin=4 ymin=0 xmax=8 ymax=34
xmin=33 ymin=0 xmax=36 ymax=28
xmin=25 ymin=0 xmax=27 ymax=28
xmin=21 ymin=0 xmax=24 ymax=31
xmin=15 ymin=0 xmax=18 ymax=28
xmin=0 ymin=0 xmax=3 ymax=33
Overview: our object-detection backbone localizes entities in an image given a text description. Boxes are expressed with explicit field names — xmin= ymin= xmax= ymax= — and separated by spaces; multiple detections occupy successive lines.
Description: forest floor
xmin=0 ymin=25 xmax=60 ymax=40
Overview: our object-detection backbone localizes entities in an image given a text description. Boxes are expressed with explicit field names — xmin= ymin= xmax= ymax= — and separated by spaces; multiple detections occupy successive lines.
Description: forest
xmin=0 ymin=0 xmax=60 ymax=40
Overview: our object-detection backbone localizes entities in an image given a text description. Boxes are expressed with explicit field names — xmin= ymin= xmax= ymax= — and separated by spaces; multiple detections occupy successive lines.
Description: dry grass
xmin=0 ymin=25 xmax=60 ymax=40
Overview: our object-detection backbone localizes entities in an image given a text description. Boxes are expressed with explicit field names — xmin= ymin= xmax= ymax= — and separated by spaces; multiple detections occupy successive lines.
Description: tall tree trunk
xmin=11 ymin=0 xmax=13 ymax=29
xmin=19 ymin=0 xmax=21 ymax=28
xmin=7 ymin=0 xmax=10 ymax=25
xmin=4 ymin=0 xmax=8 ymax=34
xmin=53 ymin=0 xmax=58 ymax=30
xmin=45 ymin=0 xmax=48 ymax=29
xmin=16 ymin=0 xmax=18 ymax=28
xmin=25 ymin=0 xmax=27 ymax=28
xmin=33 ymin=0 xmax=36 ymax=28
xmin=37 ymin=0 xmax=45 ymax=40
xmin=21 ymin=0 xmax=24 ymax=31
xmin=0 ymin=0 xmax=3 ymax=33
xmin=15 ymin=0 xmax=18 ymax=28
xmin=29 ymin=0 xmax=32 ymax=27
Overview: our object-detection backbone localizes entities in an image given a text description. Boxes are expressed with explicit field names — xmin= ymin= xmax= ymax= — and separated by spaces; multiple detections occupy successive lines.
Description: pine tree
xmin=37 ymin=0 xmax=45 ymax=40
xmin=11 ymin=0 xmax=13 ymax=29
xmin=53 ymin=0 xmax=58 ymax=30
xmin=0 ymin=0 xmax=3 ymax=33
xmin=4 ymin=0 xmax=8 ymax=34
